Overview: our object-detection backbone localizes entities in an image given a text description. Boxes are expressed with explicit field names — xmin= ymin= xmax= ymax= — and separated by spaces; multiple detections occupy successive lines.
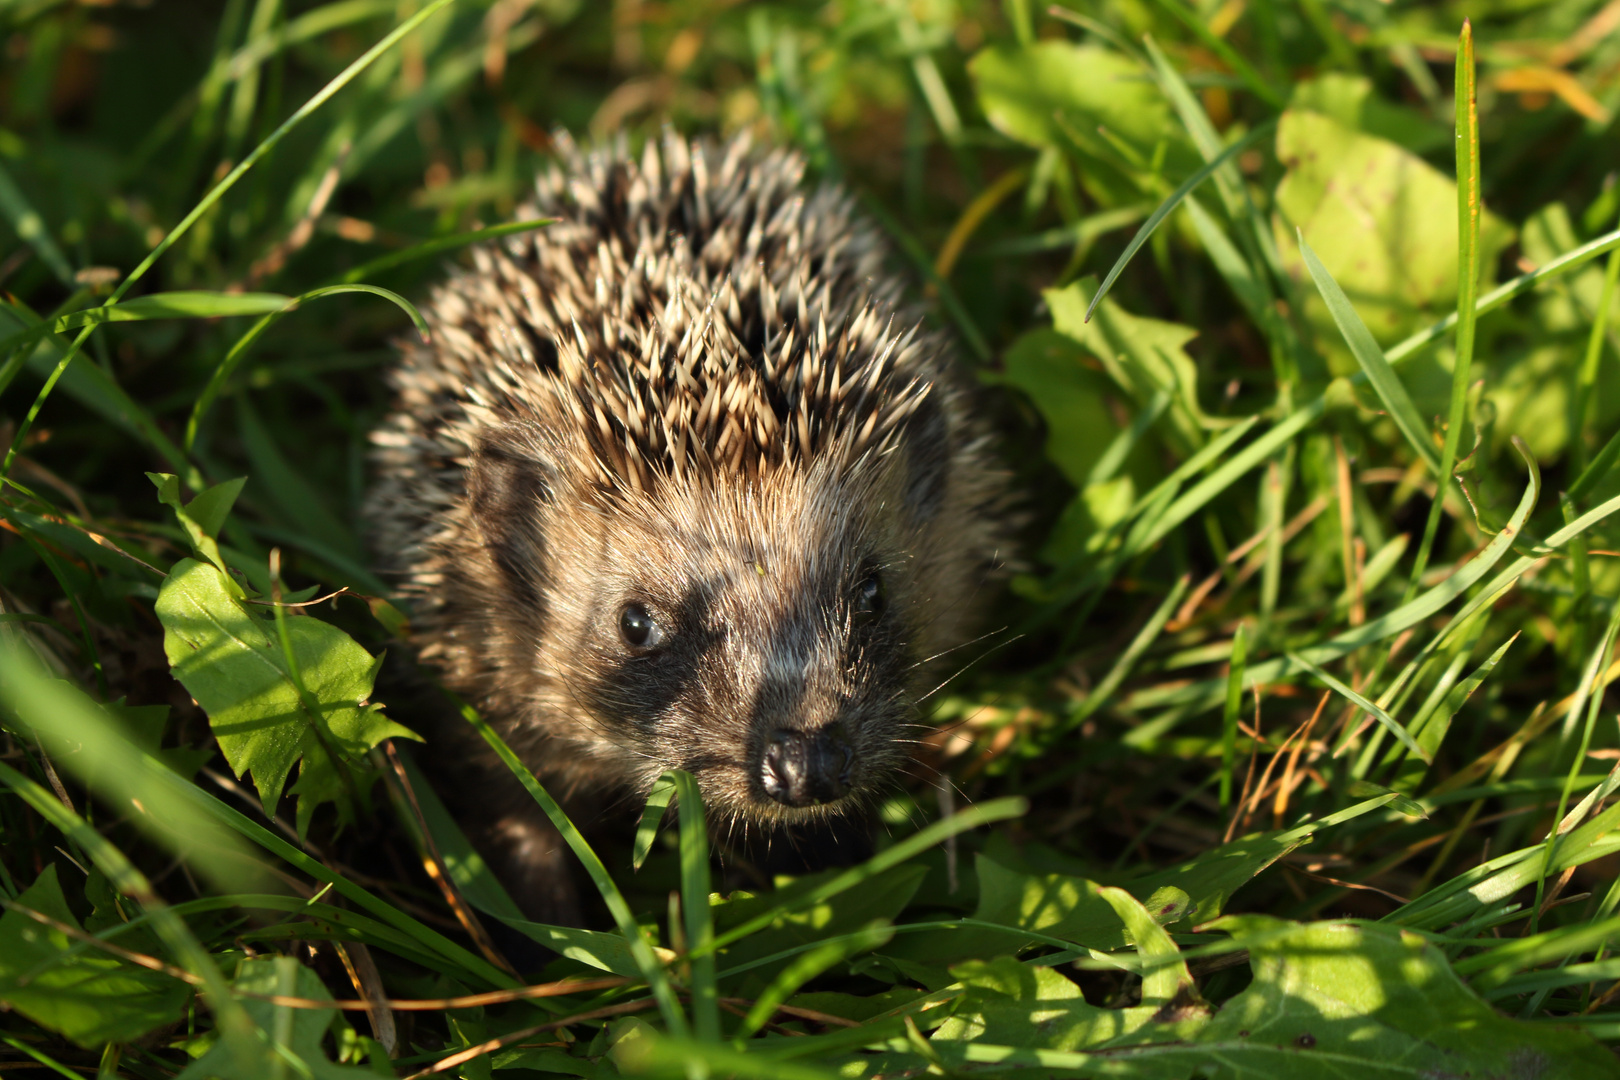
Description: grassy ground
xmin=4 ymin=0 xmax=1620 ymax=1076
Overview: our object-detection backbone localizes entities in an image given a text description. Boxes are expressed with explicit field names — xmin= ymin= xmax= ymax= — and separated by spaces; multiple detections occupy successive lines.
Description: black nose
xmin=760 ymin=727 xmax=854 ymax=807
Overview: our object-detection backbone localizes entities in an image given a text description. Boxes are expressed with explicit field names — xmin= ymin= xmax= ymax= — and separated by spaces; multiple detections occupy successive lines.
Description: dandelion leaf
xmin=155 ymin=556 xmax=416 ymax=824
xmin=0 ymin=866 xmax=190 ymax=1047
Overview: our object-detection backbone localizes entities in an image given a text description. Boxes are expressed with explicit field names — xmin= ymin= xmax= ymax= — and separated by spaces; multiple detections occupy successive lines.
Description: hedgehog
xmin=367 ymin=131 xmax=1010 ymax=922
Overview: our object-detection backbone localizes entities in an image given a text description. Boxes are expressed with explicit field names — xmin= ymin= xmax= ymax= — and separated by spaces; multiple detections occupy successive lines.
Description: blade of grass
xmin=1571 ymin=204 xmax=1620 ymax=478
xmin=1568 ymin=424 xmax=1620 ymax=503
xmin=695 ymin=796 xmax=1026 ymax=958
xmin=1532 ymin=597 xmax=1620 ymax=933
xmin=0 ymin=292 xmax=291 ymax=357
xmin=456 ymin=698 xmax=687 ymax=1035
xmin=1 ymin=301 xmax=195 ymax=482
xmin=145 ymin=756 xmax=519 ymax=988
xmin=0 ymin=754 xmax=258 ymax=1061
xmin=1385 ymin=225 xmax=1620 ymax=366
xmin=664 ymin=770 xmax=717 ymax=1043
xmin=1 ymin=0 xmax=458 ymax=480
xmin=1083 ymin=121 xmax=1274 ymax=322
xmin=1143 ymin=0 xmax=1285 ymax=107
xmin=1294 ymin=652 xmax=1429 ymax=763
xmin=1142 ymin=31 xmax=1297 ymax=348
xmin=1067 ymin=574 xmax=1189 ymax=729
xmin=1390 ymin=632 xmax=1517 ymax=788
xmin=337 ymin=219 xmax=553 ymax=283
xmin=1131 ymin=395 xmax=1327 ymax=555
xmin=731 ymin=923 xmax=892 ymax=1041
xmin=0 ymin=160 xmax=73 ymax=284
xmin=1220 ymin=624 xmax=1247 ymax=809
xmin=1406 ymin=21 xmax=1483 ymax=600
xmin=632 ymin=776 xmax=677 ymax=871
xmin=1297 ymin=232 xmax=1441 ymax=476
xmin=186 ymin=282 xmax=427 ymax=450
xmin=1087 ymin=389 xmax=1170 ymax=489
xmin=979 ymin=204 xmax=1148 ymax=258
xmin=1125 ymin=442 xmax=1541 ymax=714
xmin=857 ymin=192 xmax=989 ymax=361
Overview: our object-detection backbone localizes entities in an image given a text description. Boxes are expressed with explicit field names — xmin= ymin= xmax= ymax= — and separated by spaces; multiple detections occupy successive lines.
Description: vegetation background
xmin=3 ymin=0 xmax=1620 ymax=1075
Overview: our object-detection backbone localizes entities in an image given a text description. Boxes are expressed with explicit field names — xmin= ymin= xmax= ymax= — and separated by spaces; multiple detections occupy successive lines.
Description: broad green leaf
xmin=0 ymin=866 xmax=190 ymax=1047
xmin=1197 ymin=916 xmax=1615 ymax=1078
xmin=898 ymin=857 xmax=1199 ymax=963
xmin=970 ymin=41 xmax=1170 ymax=154
xmin=155 ymin=557 xmax=417 ymax=819
xmin=903 ymin=918 xmax=1613 ymax=1078
xmin=175 ymin=956 xmax=375 ymax=1080
xmin=1048 ymin=280 xmax=1217 ymax=447
xmin=1123 ymin=833 xmax=1304 ymax=931
xmin=1275 ymin=110 xmax=1514 ymax=364
xmin=1484 ymin=204 xmax=1620 ymax=460
xmin=996 ymin=329 xmax=1122 ymax=487
xmin=1288 ymin=73 xmax=1447 ymax=152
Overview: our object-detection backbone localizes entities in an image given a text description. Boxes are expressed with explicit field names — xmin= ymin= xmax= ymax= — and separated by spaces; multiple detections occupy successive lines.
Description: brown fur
xmin=367 ymin=132 xmax=1009 ymax=920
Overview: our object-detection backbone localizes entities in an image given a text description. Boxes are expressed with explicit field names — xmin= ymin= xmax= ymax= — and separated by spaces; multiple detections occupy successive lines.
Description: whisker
xmin=916 ymin=634 xmax=1025 ymax=704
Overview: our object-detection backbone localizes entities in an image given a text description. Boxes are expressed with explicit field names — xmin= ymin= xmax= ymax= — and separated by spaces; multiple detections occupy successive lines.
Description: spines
xmin=390 ymin=130 xmax=945 ymax=495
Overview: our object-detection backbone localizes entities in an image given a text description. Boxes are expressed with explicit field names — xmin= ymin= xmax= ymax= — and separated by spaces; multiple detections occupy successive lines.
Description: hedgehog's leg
xmin=480 ymin=811 xmax=584 ymax=927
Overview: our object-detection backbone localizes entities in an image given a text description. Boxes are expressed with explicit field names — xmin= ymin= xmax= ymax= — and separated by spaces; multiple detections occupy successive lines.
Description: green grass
xmin=4 ymin=0 xmax=1620 ymax=1076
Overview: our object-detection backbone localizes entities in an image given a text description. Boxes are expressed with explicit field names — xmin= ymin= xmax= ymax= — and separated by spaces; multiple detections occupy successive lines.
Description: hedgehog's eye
xmin=619 ymin=603 xmax=665 ymax=650
xmin=854 ymin=572 xmax=884 ymax=618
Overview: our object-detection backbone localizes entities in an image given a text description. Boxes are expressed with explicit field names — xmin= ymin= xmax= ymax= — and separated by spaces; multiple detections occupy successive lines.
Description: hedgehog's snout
xmin=759 ymin=725 xmax=854 ymax=808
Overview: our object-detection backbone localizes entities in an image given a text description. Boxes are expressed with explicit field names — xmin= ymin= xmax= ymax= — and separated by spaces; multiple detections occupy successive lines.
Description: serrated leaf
xmin=155 ymin=557 xmax=417 ymax=819
xmin=0 ymin=866 xmax=190 ymax=1047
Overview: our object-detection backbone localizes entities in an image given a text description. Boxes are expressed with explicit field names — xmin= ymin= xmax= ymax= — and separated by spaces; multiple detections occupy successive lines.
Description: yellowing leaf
xmin=1274 ymin=110 xmax=1515 ymax=366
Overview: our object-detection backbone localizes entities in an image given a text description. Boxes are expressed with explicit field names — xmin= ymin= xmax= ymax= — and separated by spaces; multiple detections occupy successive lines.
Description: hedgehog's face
xmin=540 ymin=458 xmax=930 ymax=827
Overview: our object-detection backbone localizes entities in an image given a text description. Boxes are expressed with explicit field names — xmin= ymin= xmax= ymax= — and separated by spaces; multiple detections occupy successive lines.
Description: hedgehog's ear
xmin=902 ymin=392 xmax=950 ymax=523
xmin=468 ymin=426 xmax=555 ymax=603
